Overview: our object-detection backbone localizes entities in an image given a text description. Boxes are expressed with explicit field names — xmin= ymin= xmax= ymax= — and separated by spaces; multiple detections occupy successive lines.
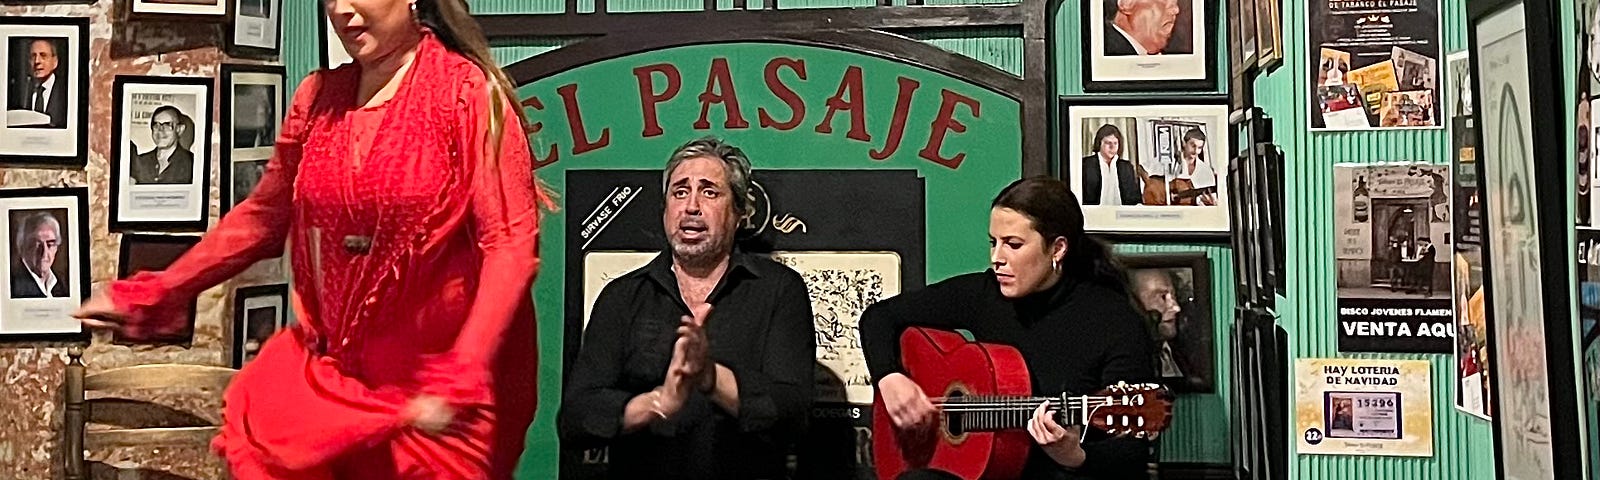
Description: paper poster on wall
xmin=1444 ymin=50 xmax=1491 ymax=420
xmin=1333 ymin=163 xmax=1455 ymax=353
xmin=1295 ymin=358 xmax=1433 ymax=457
xmin=1583 ymin=232 xmax=1600 ymax=344
xmin=1580 ymin=0 xmax=1600 ymax=227
xmin=1309 ymin=0 xmax=1444 ymax=131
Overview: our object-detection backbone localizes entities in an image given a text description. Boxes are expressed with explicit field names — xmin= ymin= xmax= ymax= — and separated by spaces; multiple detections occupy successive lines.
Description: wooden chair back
xmin=62 ymin=346 xmax=237 ymax=480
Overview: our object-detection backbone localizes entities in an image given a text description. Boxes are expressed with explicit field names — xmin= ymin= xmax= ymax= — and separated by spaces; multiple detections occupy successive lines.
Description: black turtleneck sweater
xmin=859 ymin=271 xmax=1157 ymax=480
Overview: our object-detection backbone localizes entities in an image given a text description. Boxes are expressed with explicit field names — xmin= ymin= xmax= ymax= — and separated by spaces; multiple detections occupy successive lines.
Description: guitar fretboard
xmin=931 ymin=395 xmax=1120 ymax=432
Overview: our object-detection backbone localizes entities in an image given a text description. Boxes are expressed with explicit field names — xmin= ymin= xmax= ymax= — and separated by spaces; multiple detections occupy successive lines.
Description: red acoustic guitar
xmin=872 ymin=326 xmax=1174 ymax=480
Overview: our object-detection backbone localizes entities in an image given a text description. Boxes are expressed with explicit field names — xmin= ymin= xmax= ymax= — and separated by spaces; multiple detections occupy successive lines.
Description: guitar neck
xmin=930 ymin=394 xmax=1111 ymax=432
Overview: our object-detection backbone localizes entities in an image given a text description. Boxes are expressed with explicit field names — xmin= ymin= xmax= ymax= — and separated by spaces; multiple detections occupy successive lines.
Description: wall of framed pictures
xmin=0 ymin=2 xmax=295 ymax=478
xmin=1244 ymin=0 xmax=1580 ymax=472
xmin=1052 ymin=0 xmax=1244 ymax=469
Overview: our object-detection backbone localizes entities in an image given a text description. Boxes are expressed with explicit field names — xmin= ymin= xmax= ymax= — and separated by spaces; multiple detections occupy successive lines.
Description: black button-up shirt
xmin=559 ymin=250 xmax=816 ymax=480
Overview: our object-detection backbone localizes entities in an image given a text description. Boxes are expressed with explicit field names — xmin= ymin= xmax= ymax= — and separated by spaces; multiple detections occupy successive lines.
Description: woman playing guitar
xmin=860 ymin=177 xmax=1158 ymax=480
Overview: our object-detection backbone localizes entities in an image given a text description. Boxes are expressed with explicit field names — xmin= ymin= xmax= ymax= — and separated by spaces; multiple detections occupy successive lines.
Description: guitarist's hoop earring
xmin=1052 ymin=260 xmax=1060 ymax=274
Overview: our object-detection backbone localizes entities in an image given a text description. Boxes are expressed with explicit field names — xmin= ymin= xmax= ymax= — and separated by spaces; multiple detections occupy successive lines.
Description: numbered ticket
xmin=1324 ymin=391 xmax=1402 ymax=440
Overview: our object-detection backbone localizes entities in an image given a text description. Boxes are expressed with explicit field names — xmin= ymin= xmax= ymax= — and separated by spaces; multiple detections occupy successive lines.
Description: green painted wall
xmin=1251 ymin=0 xmax=1503 ymax=476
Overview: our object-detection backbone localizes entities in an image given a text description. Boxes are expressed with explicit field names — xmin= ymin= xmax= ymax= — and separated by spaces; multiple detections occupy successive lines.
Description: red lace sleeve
xmin=108 ymin=73 xmax=321 ymax=341
xmin=414 ymin=71 xmax=545 ymax=405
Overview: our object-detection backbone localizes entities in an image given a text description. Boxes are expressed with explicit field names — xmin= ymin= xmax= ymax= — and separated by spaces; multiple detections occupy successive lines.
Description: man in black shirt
xmin=559 ymin=137 xmax=816 ymax=480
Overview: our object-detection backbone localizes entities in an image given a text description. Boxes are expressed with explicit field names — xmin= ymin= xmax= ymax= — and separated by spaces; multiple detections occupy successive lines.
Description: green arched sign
xmin=509 ymin=36 xmax=1025 ymax=479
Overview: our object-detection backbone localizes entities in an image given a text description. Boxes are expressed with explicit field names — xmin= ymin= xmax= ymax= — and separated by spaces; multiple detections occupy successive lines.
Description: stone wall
xmin=0 ymin=3 xmax=285 ymax=479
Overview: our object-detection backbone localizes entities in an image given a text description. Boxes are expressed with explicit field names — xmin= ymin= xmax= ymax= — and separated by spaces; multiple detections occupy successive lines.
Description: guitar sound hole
xmin=945 ymin=391 xmax=965 ymax=437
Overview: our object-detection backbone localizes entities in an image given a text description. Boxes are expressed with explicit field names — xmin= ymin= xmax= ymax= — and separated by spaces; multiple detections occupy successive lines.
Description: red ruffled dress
xmin=108 ymin=32 xmax=544 ymax=479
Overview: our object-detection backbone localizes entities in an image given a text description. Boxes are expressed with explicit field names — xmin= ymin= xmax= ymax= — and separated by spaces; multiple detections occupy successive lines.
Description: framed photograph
xmin=316 ymin=6 xmax=353 ymax=69
xmin=220 ymin=64 xmax=283 ymax=217
xmin=231 ymin=283 xmax=286 ymax=368
xmin=1234 ymin=0 xmax=1260 ymax=69
xmin=110 ymin=75 xmax=212 ymax=232
xmin=116 ymin=234 xmax=198 ymax=345
xmin=1082 ymin=0 xmax=1217 ymax=91
xmin=1227 ymin=152 xmax=1251 ymax=304
xmin=1244 ymin=146 xmax=1273 ymax=305
xmin=1254 ymin=0 xmax=1283 ymax=70
xmin=1122 ymin=251 xmax=1215 ymax=393
xmin=1058 ymin=97 xmax=1232 ymax=238
xmin=227 ymin=0 xmax=282 ymax=58
xmin=128 ymin=0 xmax=226 ymax=18
xmin=1260 ymin=144 xmax=1286 ymax=296
xmin=0 ymin=17 xmax=88 ymax=167
xmin=0 ymin=187 xmax=88 ymax=341
xmin=1468 ymin=0 xmax=1584 ymax=473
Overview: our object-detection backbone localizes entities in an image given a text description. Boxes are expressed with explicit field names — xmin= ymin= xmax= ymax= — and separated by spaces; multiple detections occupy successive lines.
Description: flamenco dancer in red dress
xmin=75 ymin=1 xmax=548 ymax=478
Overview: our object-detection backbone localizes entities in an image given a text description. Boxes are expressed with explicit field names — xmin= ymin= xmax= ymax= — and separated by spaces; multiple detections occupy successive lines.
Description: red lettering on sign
xmin=558 ymin=83 xmax=610 ymax=155
xmin=694 ymin=58 xmax=750 ymax=130
xmin=633 ymin=63 xmax=682 ymax=137
xmin=519 ymin=95 xmax=559 ymax=170
xmin=813 ymin=65 xmax=871 ymax=143
xmin=868 ymin=76 xmax=921 ymax=160
xmin=918 ymin=89 xmax=980 ymax=169
xmin=758 ymin=57 xmax=807 ymax=131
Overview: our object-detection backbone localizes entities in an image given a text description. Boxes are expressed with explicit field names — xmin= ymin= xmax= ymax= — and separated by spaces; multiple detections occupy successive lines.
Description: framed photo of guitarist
xmin=1121 ymin=251 xmax=1216 ymax=393
xmin=1059 ymin=97 xmax=1232 ymax=239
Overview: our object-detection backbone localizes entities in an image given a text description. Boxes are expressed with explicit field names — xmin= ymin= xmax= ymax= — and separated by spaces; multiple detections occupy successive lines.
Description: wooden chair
xmin=63 ymin=346 xmax=237 ymax=480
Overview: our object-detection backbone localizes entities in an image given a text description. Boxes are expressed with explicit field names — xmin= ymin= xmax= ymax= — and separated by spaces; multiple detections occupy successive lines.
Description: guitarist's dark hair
xmin=992 ymin=176 xmax=1129 ymax=294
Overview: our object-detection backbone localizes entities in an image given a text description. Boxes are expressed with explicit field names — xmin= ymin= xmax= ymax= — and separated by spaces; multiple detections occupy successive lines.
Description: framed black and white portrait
xmin=116 ymin=234 xmax=199 ymax=345
xmin=129 ymin=0 xmax=226 ymax=18
xmin=231 ymin=283 xmax=286 ymax=368
xmin=110 ymin=75 xmax=213 ymax=232
xmin=1121 ymin=251 xmax=1215 ymax=393
xmin=227 ymin=0 xmax=282 ymax=58
xmin=1083 ymin=0 xmax=1218 ymax=91
xmin=316 ymin=6 xmax=352 ymax=69
xmin=1058 ymin=97 xmax=1232 ymax=238
xmin=0 ymin=187 xmax=88 ymax=341
xmin=0 ymin=17 xmax=88 ymax=167
xmin=221 ymin=64 xmax=283 ymax=217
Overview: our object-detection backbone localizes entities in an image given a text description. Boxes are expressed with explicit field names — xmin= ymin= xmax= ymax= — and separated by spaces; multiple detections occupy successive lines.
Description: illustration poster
xmin=1445 ymin=50 xmax=1491 ymax=419
xmin=1310 ymin=0 xmax=1444 ymax=130
xmin=1295 ymin=358 xmax=1434 ymax=457
xmin=1333 ymin=163 xmax=1455 ymax=353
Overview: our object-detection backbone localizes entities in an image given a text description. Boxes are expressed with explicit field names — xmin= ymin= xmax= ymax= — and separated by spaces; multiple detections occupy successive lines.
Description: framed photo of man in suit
xmin=1083 ymin=0 xmax=1218 ymax=91
xmin=0 ymin=187 xmax=89 ymax=341
xmin=220 ymin=64 xmax=284 ymax=218
xmin=0 ymin=17 xmax=88 ymax=167
xmin=110 ymin=75 xmax=212 ymax=232
xmin=1060 ymin=97 xmax=1232 ymax=238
